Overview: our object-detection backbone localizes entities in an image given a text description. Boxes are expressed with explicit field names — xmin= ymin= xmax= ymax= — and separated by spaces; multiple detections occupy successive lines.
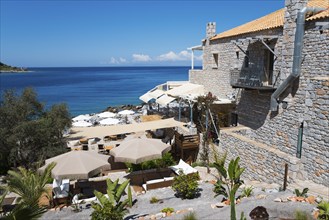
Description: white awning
xmin=166 ymin=83 xmax=204 ymax=97
xmin=69 ymin=118 xmax=188 ymax=139
xmin=139 ymin=89 xmax=165 ymax=103
xmin=156 ymin=95 xmax=176 ymax=106
xmin=149 ymin=89 xmax=165 ymax=99
xmin=139 ymin=93 xmax=154 ymax=103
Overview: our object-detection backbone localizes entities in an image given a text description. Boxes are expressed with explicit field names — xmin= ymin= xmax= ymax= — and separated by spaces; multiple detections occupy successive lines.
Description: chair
xmin=82 ymin=144 xmax=89 ymax=151
xmin=170 ymin=159 xmax=198 ymax=176
xmin=98 ymin=144 xmax=106 ymax=153
xmin=52 ymin=179 xmax=70 ymax=206
xmin=76 ymin=179 xmax=94 ymax=199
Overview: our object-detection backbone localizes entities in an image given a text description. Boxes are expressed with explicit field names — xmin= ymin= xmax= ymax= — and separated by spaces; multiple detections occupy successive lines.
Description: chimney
xmin=206 ymin=22 xmax=216 ymax=38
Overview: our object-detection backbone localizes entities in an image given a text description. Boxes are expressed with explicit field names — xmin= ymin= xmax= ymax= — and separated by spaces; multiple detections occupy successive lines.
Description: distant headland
xmin=0 ymin=62 xmax=28 ymax=73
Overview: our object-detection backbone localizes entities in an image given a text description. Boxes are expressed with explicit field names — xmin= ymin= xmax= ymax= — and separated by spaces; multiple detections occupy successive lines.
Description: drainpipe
xmin=270 ymin=7 xmax=324 ymax=111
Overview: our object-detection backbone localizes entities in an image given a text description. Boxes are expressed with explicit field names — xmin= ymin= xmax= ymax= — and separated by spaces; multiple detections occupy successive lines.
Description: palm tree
xmin=91 ymin=178 xmax=132 ymax=220
xmin=1 ymin=162 xmax=56 ymax=219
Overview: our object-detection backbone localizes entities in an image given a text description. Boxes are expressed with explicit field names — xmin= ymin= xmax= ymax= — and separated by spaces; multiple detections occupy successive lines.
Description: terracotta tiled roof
xmin=307 ymin=8 xmax=329 ymax=21
xmin=211 ymin=0 xmax=329 ymax=40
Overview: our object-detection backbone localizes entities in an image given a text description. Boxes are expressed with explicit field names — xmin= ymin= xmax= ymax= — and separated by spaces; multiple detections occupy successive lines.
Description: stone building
xmin=189 ymin=0 xmax=329 ymax=186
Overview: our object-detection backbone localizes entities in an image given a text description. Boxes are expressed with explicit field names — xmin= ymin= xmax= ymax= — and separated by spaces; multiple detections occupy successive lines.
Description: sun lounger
xmin=170 ymin=159 xmax=198 ymax=175
xmin=67 ymin=140 xmax=81 ymax=149
xmin=52 ymin=179 xmax=70 ymax=206
xmin=142 ymin=176 xmax=174 ymax=191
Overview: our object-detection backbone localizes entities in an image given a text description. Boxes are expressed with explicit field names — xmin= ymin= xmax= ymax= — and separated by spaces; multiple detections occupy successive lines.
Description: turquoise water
xmin=0 ymin=66 xmax=192 ymax=116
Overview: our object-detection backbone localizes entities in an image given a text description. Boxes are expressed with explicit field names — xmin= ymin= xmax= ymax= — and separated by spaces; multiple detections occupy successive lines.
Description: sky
xmin=0 ymin=0 xmax=284 ymax=67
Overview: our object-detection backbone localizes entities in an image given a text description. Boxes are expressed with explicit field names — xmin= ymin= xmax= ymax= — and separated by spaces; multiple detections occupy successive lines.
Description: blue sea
xmin=0 ymin=66 xmax=193 ymax=116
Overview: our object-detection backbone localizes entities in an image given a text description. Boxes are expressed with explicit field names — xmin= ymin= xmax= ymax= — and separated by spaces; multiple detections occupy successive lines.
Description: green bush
xmin=91 ymin=179 xmax=132 ymax=220
xmin=150 ymin=197 xmax=159 ymax=204
xmin=126 ymin=153 xmax=175 ymax=172
xmin=213 ymin=156 xmax=245 ymax=220
xmin=191 ymin=161 xmax=205 ymax=167
xmin=172 ymin=172 xmax=199 ymax=199
xmin=294 ymin=188 xmax=309 ymax=198
xmin=182 ymin=212 xmax=197 ymax=220
xmin=161 ymin=207 xmax=174 ymax=213
xmin=241 ymin=186 xmax=253 ymax=198
xmin=156 ymin=152 xmax=175 ymax=168
xmin=318 ymin=201 xmax=329 ymax=220
xmin=294 ymin=210 xmax=311 ymax=220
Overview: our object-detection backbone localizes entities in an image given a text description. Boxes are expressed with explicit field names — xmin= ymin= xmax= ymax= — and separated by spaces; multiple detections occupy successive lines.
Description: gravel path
xmin=41 ymin=181 xmax=317 ymax=220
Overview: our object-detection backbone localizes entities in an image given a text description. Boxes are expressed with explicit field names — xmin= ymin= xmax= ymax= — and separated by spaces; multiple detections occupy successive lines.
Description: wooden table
xmin=79 ymin=138 xmax=88 ymax=144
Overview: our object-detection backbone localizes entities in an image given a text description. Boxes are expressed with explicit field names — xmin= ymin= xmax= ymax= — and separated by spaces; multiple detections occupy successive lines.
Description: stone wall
xmin=189 ymin=28 xmax=283 ymax=99
xmin=302 ymin=77 xmax=329 ymax=185
xmin=217 ymin=128 xmax=303 ymax=184
xmin=189 ymin=69 xmax=233 ymax=99
xmin=241 ymin=19 xmax=329 ymax=186
xmin=191 ymin=0 xmax=328 ymax=186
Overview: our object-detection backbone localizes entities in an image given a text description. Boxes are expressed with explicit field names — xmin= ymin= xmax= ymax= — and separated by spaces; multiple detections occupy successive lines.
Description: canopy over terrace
xmin=139 ymin=82 xmax=205 ymax=106
xmin=69 ymin=117 xmax=188 ymax=139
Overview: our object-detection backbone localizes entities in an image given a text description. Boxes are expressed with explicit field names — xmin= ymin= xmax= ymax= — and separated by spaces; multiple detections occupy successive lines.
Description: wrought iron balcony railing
xmin=230 ymin=69 xmax=277 ymax=91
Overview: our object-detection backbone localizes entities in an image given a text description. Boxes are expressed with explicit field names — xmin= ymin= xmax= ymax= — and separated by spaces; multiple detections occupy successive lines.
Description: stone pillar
xmin=206 ymin=22 xmax=216 ymax=38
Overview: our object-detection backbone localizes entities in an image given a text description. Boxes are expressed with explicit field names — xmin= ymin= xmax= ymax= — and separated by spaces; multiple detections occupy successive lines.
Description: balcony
xmin=230 ymin=69 xmax=277 ymax=91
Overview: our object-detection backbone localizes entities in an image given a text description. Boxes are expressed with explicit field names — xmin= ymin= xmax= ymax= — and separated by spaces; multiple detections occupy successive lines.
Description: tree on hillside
xmin=0 ymin=88 xmax=71 ymax=173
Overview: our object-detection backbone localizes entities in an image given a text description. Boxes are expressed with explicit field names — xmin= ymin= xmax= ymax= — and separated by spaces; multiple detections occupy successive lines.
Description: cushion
xmin=164 ymin=177 xmax=174 ymax=181
xmin=53 ymin=179 xmax=62 ymax=188
xmin=146 ymin=179 xmax=164 ymax=184
xmin=170 ymin=159 xmax=198 ymax=175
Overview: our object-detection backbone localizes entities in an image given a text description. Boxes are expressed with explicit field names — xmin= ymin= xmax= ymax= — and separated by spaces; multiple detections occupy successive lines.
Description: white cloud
xmin=195 ymin=54 xmax=203 ymax=61
xmin=119 ymin=57 xmax=127 ymax=63
xmin=132 ymin=54 xmax=152 ymax=62
xmin=156 ymin=50 xmax=193 ymax=61
xmin=102 ymin=57 xmax=128 ymax=65
xmin=110 ymin=57 xmax=119 ymax=64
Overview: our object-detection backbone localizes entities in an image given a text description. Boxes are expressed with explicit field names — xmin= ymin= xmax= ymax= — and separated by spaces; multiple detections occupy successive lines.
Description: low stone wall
xmin=216 ymin=128 xmax=304 ymax=185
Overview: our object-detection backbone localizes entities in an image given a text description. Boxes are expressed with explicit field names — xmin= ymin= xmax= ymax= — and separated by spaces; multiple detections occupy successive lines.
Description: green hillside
xmin=0 ymin=62 xmax=27 ymax=72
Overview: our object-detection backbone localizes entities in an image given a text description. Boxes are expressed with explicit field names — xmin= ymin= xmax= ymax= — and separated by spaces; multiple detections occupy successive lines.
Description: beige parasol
xmin=110 ymin=137 xmax=171 ymax=164
xmin=39 ymin=151 xmax=111 ymax=180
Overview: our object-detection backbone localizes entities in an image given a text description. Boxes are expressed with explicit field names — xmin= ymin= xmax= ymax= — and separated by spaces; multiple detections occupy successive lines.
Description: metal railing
xmin=230 ymin=69 xmax=276 ymax=88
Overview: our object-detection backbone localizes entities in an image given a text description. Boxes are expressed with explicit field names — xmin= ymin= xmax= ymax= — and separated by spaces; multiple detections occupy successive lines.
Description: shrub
xmin=156 ymin=152 xmax=175 ymax=168
xmin=126 ymin=153 xmax=175 ymax=172
xmin=317 ymin=201 xmax=329 ymax=220
xmin=241 ymin=186 xmax=253 ymax=198
xmin=294 ymin=188 xmax=309 ymax=198
xmin=213 ymin=157 xmax=245 ymax=220
xmin=294 ymin=210 xmax=311 ymax=220
xmin=172 ymin=172 xmax=199 ymax=199
xmin=91 ymin=179 xmax=132 ymax=220
xmin=240 ymin=212 xmax=247 ymax=220
xmin=161 ymin=207 xmax=174 ymax=213
xmin=150 ymin=197 xmax=159 ymax=204
xmin=191 ymin=161 xmax=205 ymax=167
xmin=182 ymin=211 xmax=197 ymax=220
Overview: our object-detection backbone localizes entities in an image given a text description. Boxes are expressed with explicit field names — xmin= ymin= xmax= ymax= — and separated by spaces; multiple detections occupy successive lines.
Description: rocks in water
xmin=249 ymin=206 xmax=269 ymax=220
